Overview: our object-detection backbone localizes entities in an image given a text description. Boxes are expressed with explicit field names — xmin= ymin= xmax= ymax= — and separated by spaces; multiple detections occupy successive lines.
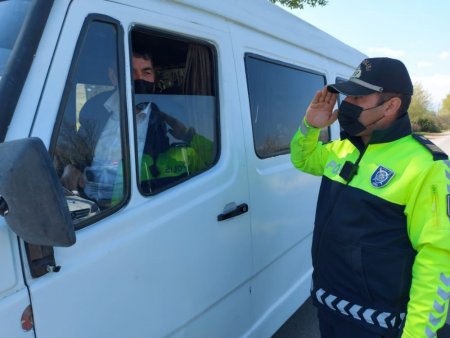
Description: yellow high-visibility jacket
xmin=291 ymin=114 xmax=450 ymax=337
xmin=140 ymin=134 xmax=213 ymax=193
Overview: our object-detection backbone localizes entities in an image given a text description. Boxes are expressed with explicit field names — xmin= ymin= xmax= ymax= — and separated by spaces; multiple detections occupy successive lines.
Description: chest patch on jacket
xmin=371 ymin=165 xmax=395 ymax=188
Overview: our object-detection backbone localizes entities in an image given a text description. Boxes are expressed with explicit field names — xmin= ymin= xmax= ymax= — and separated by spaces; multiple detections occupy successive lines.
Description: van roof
xmin=109 ymin=0 xmax=366 ymax=69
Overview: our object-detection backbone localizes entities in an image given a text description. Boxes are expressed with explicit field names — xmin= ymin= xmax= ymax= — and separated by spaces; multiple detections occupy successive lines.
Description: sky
xmin=283 ymin=0 xmax=450 ymax=110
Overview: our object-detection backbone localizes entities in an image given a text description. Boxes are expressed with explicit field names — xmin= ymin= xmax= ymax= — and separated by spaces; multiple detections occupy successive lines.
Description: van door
xmin=232 ymin=27 xmax=327 ymax=335
xmin=25 ymin=1 xmax=252 ymax=337
xmin=0 ymin=223 xmax=33 ymax=337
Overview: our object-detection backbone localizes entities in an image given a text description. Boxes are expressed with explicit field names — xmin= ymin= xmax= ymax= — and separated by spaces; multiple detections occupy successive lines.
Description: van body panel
xmin=161 ymin=0 xmax=364 ymax=68
xmin=0 ymin=223 xmax=31 ymax=337
xmin=229 ymin=22 xmax=330 ymax=336
xmin=0 ymin=224 xmax=19 ymax=293
xmin=246 ymin=235 xmax=313 ymax=337
xmin=0 ymin=288 xmax=33 ymax=338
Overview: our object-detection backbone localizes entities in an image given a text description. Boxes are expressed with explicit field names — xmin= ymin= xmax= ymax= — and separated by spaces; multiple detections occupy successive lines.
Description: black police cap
xmin=328 ymin=57 xmax=413 ymax=96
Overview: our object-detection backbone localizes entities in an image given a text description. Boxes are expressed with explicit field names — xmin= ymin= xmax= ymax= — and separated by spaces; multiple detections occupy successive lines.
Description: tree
xmin=439 ymin=93 xmax=450 ymax=116
xmin=416 ymin=117 xmax=441 ymax=133
xmin=270 ymin=0 xmax=328 ymax=10
xmin=408 ymin=83 xmax=434 ymax=122
xmin=408 ymin=83 xmax=443 ymax=132
xmin=437 ymin=93 xmax=450 ymax=131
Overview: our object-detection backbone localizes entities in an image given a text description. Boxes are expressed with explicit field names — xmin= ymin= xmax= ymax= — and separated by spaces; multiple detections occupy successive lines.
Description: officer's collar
xmin=340 ymin=113 xmax=412 ymax=147
xmin=369 ymin=113 xmax=412 ymax=144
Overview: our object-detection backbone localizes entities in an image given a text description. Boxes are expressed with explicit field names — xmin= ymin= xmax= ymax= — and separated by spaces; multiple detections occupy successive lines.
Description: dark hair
xmin=378 ymin=92 xmax=412 ymax=117
xmin=132 ymin=51 xmax=153 ymax=63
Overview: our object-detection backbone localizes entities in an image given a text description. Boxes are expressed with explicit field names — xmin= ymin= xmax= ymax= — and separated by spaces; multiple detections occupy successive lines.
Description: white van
xmin=0 ymin=0 xmax=365 ymax=337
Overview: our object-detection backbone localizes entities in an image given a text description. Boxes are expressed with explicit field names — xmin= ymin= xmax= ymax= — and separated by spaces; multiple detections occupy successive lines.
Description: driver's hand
xmin=61 ymin=164 xmax=85 ymax=191
xmin=157 ymin=110 xmax=195 ymax=143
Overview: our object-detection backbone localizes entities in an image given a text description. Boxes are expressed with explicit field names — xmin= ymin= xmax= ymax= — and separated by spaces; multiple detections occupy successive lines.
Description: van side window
xmin=130 ymin=29 xmax=218 ymax=195
xmin=335 ymin=76 xmax=347 ymax=105
xmin=52 ymin=20 xmax=127 ymax=227
xmin=245 ymin=54 xmax=327 ymax=158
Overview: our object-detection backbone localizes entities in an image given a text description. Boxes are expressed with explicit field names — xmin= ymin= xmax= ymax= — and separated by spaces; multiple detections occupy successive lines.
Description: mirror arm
xmin=26 ymin=243 xmax=61 ymax=278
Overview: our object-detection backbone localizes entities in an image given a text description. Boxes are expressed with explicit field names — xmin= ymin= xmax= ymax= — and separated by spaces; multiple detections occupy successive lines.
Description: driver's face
xmin=132 ymin=56 xmax=155 ymax=82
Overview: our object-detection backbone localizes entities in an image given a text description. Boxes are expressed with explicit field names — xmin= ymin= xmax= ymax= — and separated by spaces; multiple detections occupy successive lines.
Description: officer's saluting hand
xmin=305 ymin=86 xmax=338 ymax=129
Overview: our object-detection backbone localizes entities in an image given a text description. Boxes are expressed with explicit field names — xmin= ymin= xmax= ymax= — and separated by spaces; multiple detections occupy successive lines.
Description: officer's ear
xmin=384 ymin=97 xmax=402 ymax=118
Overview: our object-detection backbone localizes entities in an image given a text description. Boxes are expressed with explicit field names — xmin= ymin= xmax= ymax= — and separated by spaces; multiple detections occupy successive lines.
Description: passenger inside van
xmin=58 ymin=46 xmax=213 ymax=208
xmin=131 ymin=48 xmax=213 ymax=193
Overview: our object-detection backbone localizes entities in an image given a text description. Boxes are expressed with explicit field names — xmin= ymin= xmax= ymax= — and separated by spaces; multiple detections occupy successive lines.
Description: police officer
xmin=290 ymin=57 xmax=450 ymax=337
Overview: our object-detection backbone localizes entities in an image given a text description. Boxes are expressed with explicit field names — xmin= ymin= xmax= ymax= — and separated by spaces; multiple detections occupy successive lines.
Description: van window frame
xmin=128 ymin=25 xmax=221 ymax=196
xmin=335 ymin=76 xmax=348 ymax=105
xmin=244 ymin=53 xmax=327 ymax=158
xmin=49 ymin=14 xmax=130 ymax=230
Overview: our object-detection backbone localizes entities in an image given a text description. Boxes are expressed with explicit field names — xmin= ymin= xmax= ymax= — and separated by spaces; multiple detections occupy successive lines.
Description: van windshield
xmin=0 ymin=0 xmax=32 ymax=83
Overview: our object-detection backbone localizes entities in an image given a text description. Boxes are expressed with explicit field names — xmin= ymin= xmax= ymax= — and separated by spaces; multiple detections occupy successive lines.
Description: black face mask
xmin=338 ymin=100 xmax=389 ymax=136
xmin=337 ymin=101 xmax=366 ymax=136
xmin=134 ymin=79 xmax=155 ymax=94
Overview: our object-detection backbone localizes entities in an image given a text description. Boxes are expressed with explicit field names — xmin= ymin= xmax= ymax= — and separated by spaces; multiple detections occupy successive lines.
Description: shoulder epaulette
xmin=412 ymin=134 xmax=449 ymax=161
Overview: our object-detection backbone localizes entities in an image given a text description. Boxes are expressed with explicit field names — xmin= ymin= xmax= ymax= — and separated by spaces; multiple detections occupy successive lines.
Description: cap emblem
xmin=361 ymin=59 xmax=372 ymax=72
xmin=352 ymin=65 xmax=362 ymax=78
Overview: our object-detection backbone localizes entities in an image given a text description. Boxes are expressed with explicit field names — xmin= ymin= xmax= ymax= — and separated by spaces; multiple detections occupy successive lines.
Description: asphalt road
xmin=272 ymin=132 xmax=450 ymax=338
xmin=272 ymin=297 xmax=320 ymax=338
xmin=430 ymin=131 xmax=450 ymax=154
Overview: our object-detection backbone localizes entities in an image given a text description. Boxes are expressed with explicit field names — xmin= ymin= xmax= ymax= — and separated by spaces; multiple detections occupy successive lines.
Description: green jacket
xmin=291 ymin=115 xmax=450 ymax=337
xmin=140 ymin=134 xmax=213 ymax=193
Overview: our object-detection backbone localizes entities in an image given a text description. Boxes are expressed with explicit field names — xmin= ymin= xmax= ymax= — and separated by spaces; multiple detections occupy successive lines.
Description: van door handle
xmin=217 ymin=203 xmax=248 ymax=221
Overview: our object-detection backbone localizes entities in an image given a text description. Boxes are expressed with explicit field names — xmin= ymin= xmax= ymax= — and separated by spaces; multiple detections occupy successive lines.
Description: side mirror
xmin=0 ymin=137 xmax=75 ymax=246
